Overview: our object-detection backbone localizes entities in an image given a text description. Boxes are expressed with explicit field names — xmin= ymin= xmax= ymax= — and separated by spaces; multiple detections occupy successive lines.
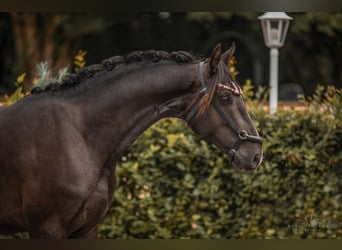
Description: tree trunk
xmin=10 ymin=13 xmax=72 ymax=92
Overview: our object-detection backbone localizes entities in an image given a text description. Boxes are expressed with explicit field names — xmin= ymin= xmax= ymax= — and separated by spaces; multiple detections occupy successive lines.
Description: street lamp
xmin=258 ymin=12 xmax=292 ymax=113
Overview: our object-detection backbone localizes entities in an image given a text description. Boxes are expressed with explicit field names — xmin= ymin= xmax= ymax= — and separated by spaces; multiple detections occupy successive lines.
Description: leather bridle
xmin=185 ymin=61 xmax=263 ymax=162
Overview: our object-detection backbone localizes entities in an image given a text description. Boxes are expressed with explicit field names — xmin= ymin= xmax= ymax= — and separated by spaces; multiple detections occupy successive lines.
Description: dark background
xmin=0 ymin=12 xmax=341 ymax=98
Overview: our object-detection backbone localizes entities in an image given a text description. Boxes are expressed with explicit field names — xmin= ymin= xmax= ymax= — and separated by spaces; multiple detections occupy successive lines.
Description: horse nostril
xmin=251 ymin=154 xmax=260 ymax=169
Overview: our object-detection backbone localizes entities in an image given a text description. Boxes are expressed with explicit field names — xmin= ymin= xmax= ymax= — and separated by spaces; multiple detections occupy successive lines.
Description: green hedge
xmin=98 ymin=85 xmax=342 ymax=239
xmin=1 ymin=85 xmax=341 ymax=239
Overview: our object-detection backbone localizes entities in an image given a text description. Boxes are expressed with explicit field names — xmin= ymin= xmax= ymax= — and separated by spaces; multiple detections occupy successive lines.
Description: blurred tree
xmin=9 ymin=13 xmax=107 ymax=91
xmin=80 ymin=12 xmax=204 ymax=63
xmin=285 ymin=13 xmax=342 ymax=93
xmin=186 ymin=12 xmax=342 ymax=95
xmin=0 ymin=12 xmax=340 ymax=96
xmin=0 ymin=13 xmax=15 ymax=94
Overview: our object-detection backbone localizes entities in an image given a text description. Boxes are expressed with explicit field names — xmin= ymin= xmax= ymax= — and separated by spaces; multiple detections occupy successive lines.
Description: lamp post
xmin=258 ymin=12 xmax=292 ymax=113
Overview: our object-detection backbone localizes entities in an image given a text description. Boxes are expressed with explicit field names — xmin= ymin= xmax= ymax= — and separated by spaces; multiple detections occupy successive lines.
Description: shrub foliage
xmin=98 ymin=85 xmax=342 ymax=239
xmin=1 ymin=65 xmax=341 ymax=238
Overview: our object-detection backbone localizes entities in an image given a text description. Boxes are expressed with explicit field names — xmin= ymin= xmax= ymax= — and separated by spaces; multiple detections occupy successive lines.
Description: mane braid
xmin=30 ymin=50 xmax=196 ymax=95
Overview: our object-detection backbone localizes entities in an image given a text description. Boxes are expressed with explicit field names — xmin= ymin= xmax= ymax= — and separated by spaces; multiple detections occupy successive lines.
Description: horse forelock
xmin=30 ymin=50 xmax=197 ymax=95
xmin=220 ymin=64 xmax=242 ymax=93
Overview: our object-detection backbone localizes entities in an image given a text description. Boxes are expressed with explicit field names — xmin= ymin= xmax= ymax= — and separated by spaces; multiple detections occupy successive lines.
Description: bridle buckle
xmin=238 ymin=130 xmax=248 ymax=140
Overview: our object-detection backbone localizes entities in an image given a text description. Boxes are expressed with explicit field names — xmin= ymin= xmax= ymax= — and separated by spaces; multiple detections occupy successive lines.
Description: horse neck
xmin=70 ymin=62 xmax=198 ymax=165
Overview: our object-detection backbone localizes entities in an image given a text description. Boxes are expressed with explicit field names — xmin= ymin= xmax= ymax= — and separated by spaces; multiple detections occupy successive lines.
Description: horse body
xmin=0 ymin=44 xmax=262 ymax=238
xmin=0 ymin=59 xmax=198 ymax=238
xmin=0 ymin=97 xmax=108 ymax=237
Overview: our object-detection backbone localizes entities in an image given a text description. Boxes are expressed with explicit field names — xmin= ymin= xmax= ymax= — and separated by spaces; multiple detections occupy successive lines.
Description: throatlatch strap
xmin=198 ymin=62 xmax=207 ymax=93
xmin=185 ymin=62 xmax=208 ymax=122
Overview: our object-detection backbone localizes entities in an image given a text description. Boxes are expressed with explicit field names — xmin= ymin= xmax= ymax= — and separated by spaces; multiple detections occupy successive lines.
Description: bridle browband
xmin=185 ymin=61 xmax=263 ymax=162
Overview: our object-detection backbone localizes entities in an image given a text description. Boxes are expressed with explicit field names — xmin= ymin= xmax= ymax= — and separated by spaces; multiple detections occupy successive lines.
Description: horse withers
xmin=0 ymin=43 xmax=262 ymax=238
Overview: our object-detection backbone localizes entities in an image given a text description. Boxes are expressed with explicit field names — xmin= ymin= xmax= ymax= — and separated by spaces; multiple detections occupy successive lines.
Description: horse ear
xmin=208 ymin=43 xmax=221 ymax=75
xmin=221 ymin=42 xmax=236 ymax=66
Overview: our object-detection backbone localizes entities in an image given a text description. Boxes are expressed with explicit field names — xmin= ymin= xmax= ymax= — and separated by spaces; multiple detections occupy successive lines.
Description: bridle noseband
xmin=185 ymin=61 xmax=263 ymax=162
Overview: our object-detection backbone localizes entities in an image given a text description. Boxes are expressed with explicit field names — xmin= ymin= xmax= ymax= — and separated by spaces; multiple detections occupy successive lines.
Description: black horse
xmin=0 ymin=43 xmax=262 ymax=238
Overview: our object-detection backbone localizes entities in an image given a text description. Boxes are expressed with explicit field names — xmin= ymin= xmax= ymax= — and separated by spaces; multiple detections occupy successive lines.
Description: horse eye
xmin=221 ymin=95 xmax=231 ymax=104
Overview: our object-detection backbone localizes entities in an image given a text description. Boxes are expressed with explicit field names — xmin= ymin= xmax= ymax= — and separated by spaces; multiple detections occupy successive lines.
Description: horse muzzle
xmin=228 ymin=148 xmax=262 ymax=172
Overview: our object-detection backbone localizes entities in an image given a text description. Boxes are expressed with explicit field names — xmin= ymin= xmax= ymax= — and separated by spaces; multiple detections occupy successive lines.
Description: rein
xmin=185 ymin=61 xmax=263 ymax=162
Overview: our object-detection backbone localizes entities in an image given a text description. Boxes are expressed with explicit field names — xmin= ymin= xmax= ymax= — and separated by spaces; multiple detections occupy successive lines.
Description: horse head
xmin=185 ymin=43 xmax=263 ymax=172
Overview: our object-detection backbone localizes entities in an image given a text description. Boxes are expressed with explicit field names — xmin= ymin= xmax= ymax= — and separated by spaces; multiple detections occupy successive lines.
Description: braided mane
xmin=31 ymin=50 xmax=196 ymax=94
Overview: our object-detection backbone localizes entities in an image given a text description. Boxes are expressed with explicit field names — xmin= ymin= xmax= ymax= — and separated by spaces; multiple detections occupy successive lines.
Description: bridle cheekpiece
xmin=185 ymin=61 xmax=263 ymax=163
